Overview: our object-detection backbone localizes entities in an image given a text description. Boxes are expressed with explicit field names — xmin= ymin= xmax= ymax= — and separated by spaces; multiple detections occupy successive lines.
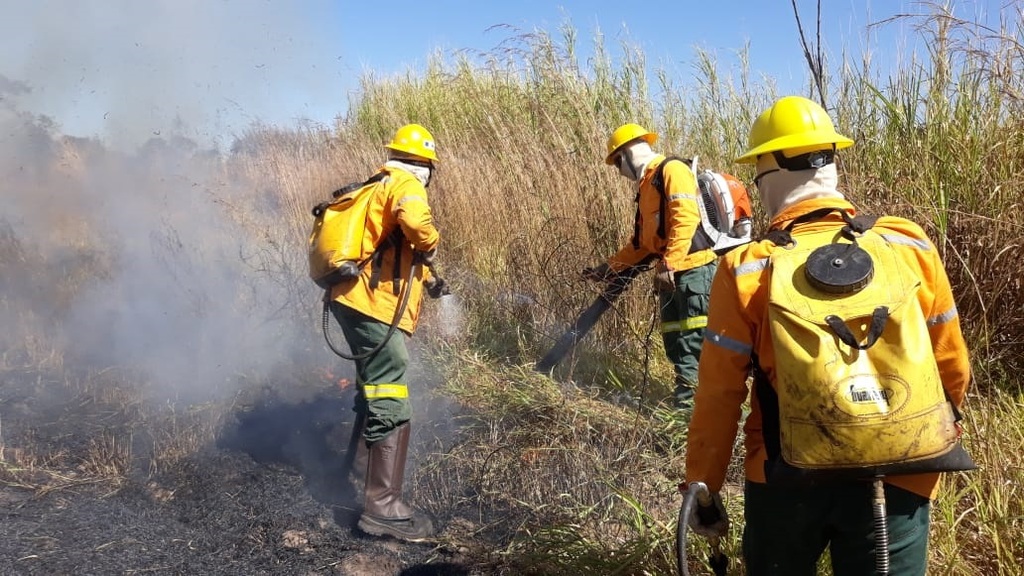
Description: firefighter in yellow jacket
xmin=584 ymin=124 xmax=717 ymax=412
xmin=683 ymin=96 xmax=971 ymax=574
xmin=331 ymin=123 xmax=444 ymax=542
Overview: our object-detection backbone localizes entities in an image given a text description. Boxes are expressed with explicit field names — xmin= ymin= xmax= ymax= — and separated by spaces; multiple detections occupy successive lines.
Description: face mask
xmin=613 ymin=142 xmax=656 ymax=181
xmin=615 ymin=151 xmax=636 ymax=180
xmin=755 ymin=153 xmax=843 ymax=219
xmin=385 ymin=158 xmax=433 ymax=187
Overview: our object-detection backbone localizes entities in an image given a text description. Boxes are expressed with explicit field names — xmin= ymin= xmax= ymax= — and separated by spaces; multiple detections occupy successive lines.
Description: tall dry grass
xmin=3 ymin=4 xmax=1014 ymax=575
xmin=236 ymin=6 xmax=1020 ymax=574
xmin=835 ymin=6 xmax=1024 ymax=388
xmin=317 ymin=7 xmax=1023 ymax=387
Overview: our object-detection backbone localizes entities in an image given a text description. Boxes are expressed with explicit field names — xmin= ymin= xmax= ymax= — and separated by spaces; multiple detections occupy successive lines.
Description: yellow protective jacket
xmin=685 ymin=198 xmax=970 ymax=499
xmin=330 ymin=166 xmax=440 ymax=334
xmin=606 ymin=155 xmax=717 ymax=273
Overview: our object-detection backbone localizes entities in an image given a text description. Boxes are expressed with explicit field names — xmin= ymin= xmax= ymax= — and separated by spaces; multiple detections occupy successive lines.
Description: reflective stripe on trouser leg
xmin=364 ymin=384 xmax=410 ymax=399
xmin=659 ymin=261 xmax=716 ymax=409
xmin=660 ymin=316 xmax=709 ymax=333
xmin=330 ymin=302 xmax=413 ymax=444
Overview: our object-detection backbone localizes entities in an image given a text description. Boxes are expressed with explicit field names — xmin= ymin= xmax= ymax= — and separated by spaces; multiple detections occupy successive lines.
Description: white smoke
xmin=0 ymin=0 xmax=347 ymax=403
xmin=0 ymin=0 xmax=345 ymax=150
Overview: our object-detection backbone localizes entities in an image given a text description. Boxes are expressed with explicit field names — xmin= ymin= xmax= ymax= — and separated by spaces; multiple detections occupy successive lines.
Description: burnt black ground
xmin=0 ymin=369 xmax=483 ymax=576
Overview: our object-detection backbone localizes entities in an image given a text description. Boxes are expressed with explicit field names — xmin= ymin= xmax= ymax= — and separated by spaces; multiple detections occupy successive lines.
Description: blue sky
xmin=0 ymin=1 xmax=1002 ymax=149
xmin=337 ymin=0 xmax=914 ymax=95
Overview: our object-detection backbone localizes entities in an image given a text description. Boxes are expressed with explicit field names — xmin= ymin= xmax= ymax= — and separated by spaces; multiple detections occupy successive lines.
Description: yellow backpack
xmin=758 ymin=208 xmax=974 ymax=482
xmin=307 ymin=172 xmax=388 ymax=289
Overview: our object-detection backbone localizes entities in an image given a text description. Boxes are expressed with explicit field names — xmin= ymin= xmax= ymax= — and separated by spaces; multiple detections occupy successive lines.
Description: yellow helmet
xmin=385 ymin=123 xmax=438 ymax=162
xmin=605 ymin=123 xmax=658 ymax=165
xmin=735 ymin=96 xmax=853 ymax=164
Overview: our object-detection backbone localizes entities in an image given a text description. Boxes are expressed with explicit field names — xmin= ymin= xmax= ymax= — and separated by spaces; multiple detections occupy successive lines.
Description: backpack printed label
xmin=767 ymin=228 xmax=962 ymax=474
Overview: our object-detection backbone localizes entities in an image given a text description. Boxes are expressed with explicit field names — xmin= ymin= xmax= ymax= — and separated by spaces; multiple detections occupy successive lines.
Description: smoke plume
xmin=0 ymin=0 xmax=347 ymax=403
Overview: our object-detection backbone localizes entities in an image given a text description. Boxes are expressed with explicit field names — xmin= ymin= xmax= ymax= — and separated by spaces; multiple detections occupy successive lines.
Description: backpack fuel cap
xmin=804 ymin=243 xmax=874 ymax=294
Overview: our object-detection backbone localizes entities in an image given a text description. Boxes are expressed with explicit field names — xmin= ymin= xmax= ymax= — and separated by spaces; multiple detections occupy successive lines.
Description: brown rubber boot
xmin=342 ymin=412 xmax=369 ymax=494
xmin=357 ymin=423 xmax=435 ymax=541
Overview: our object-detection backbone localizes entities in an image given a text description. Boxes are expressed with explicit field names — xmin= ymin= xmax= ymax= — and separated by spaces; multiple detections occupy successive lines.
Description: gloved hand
xmin=687 ymin=489 xmax=730 ymax=539
xmin=419 ymin=247 xmax=438 ymax=266
xmin=582 ymin=262 xmax=613 ymax=282
xmin=653 ymin=269 xmax=676 ymax=293
xmin=424 ymin=276 xmax=449 ymax=299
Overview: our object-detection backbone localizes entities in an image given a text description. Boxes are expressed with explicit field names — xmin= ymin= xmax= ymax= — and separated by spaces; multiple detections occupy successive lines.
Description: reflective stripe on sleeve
xmin=396 ymin=195 xmax=427 ymax=207
xmin=662 ymin=316 xmax=709 ymax=334
xmin=928 ymin=305 xmax=958 ymax=326
xmin=881 ymin=233 xmax=931 ymax=250
xmin=668 ymin=193 xmax=699 ymax=202
xmin=363 ymin=383 xmax=409 ymax=399
xmin=734 ymin=258 xmax=769 ymax=277
xmin=705 ymin=329 xmax=753 ymax=355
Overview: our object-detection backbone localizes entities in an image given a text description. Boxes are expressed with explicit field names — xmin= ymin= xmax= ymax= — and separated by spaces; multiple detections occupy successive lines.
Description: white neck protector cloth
xmin=618 ymin=141 xmax=658 ymax=181
xmin=385 ymin=159 xmax=432 ymax=187
xmin=755 ymin=152 xmax=844 ymax=219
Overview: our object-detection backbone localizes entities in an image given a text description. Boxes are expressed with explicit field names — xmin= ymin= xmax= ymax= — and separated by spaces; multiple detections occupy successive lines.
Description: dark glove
xmin=582 ymin=262 xmax=613 ymax=282
xmin=418 ymin=247 xmax=437 ymax=266
xmin=424 ymin=276 xmax=449 ymax=299
xmin=653 ymin=269 xmax=676 ymax=293
xmin=686 ymin=486 xmax=729 ymax=538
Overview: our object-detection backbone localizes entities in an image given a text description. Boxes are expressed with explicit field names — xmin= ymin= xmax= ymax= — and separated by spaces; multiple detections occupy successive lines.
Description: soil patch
xmin=0 ymin=370 xmax=483 ymax=576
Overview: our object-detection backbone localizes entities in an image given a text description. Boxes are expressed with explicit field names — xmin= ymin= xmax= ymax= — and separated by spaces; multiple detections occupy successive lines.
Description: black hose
xmin=677 ymin=483 xmax=701 ymax=576
xmin=677 ymin=482 xmax=729 ymax=576
xmin=321 ymin=263 xmax=418 ymax=362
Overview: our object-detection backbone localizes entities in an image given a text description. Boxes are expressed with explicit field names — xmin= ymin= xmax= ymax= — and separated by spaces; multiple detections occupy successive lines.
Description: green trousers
xmin=330 ymin=302 xmax=412 ymax=444
xmin=659 ymin=260 xmax=716 ymax=409
xmin=742 ymin=480 xmax=930 ymax=576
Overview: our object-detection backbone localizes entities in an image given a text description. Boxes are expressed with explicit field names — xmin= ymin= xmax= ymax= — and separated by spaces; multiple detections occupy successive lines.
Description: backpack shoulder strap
xmin=629 ymin=155 xmax=695 ymax=249
xmin=311 ymin=172 xmax=388 ymax=217
xmin=764 ymin=207 xmax=874 ymax=247
xmin=648 ymin=156 xmax=693 ymax=242
xmin=650 ymin=155 xmax=693 ymax=196
xmin=334 ymin=171 xmax=387 ymax=199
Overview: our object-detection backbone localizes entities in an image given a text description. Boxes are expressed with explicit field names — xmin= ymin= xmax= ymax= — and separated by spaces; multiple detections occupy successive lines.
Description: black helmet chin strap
xmin=406 ymin=157 xmax=435 ymax=187
xmin=400 ymin=157 xmax=433 ymax=169
xmin=771 ymin=145 xmax=836 ymax=171
xmin=618 ymin=147 xmax=640 ymax=181
xmin=387 ymin=155 xmax=435 ymax=187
